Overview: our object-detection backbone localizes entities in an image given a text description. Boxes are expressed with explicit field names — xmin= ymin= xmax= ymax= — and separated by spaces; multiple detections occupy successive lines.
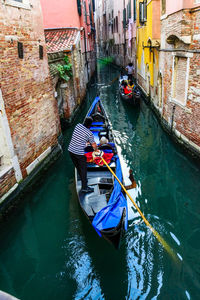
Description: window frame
xmin=4 ymin=0 xmax=31 ymax=10
xmin=139 ymin=1 xmax=147 ymax=25
xmin=170 ymin=52 xmax=193 ymax=107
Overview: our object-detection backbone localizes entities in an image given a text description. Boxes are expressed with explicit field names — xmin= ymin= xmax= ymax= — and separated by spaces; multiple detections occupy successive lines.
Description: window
xmin=161 ymin=0 xmax=166 ymax=15
xmin=116 ymin=16 xmax=118 ymax=33
xmin=89 ymin=3 xmax=93 ymax=25
xmin=18 ymin=42 xmax=23 ymax=59
xmin=92 ymin=0 xmax=95 ymax=11
xmin=133 ymin=0 xmax=136 ymax=21
xmin=84 ymin=1 xmax=87 ymax=23
xmin=4 ymin=0 xmax=30 ymax=10
xmin=77 ymin=0 xmax=82 ymax=16
xmin=39 ymin=45 xmax=43 ymax=60
xmin=171 ymin=53 xmax=192 ymax=106
xmin=128 ymin=1 xmax=131 ymax=19
xmin=139 ymin=1 xmax=147 ymax=24
xmin=123 ymin=8 xmax=126 ymax=28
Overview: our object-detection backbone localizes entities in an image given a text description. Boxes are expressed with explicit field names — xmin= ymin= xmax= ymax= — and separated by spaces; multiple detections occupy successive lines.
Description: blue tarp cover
xmin=92 ymin=156 xmax=128 ymax=236
xmin=88 ymin=96 xmax=100 ymax=116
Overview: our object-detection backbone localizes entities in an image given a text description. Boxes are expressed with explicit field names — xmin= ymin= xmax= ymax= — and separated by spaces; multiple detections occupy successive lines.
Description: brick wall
xmin=0 ymin=168 xmax=16 ymax=198
xmin=0 ymin=0 xmax=61 ymax=185
xmin=161 ymin=9 xmax=200 ymax=151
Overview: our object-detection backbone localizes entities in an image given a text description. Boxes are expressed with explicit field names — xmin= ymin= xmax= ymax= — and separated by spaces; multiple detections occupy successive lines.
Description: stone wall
xmin=47 ymin=40 xmax=89 ymax=126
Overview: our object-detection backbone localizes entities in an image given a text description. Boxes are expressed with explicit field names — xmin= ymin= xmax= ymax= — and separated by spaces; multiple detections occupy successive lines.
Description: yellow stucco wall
xmin=137 ymin=0 xmax=159 ymax=88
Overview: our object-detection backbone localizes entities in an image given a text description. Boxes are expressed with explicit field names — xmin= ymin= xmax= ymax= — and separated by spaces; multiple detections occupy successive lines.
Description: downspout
xmin=171 ymin=104 xmax=176 ymax=132
xmin=83 ymin=28 xmax=89 ymax=82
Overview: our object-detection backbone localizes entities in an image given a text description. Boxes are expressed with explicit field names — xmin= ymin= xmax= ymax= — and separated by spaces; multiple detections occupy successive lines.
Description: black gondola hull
xmin=74 ymin=97 xmax=127 ymax=249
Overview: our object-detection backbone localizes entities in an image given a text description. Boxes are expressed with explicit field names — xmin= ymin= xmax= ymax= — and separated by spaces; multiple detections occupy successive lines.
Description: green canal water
xmin=0 ymin=62 xmax=200 ymax=299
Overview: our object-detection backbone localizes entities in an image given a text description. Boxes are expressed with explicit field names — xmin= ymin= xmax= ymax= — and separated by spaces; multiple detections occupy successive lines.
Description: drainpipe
xmin=171 ymin=104 xmax=176 ymax=132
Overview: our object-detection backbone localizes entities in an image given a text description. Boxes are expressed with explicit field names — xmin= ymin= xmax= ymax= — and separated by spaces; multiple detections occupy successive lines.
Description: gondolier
xmin=68 ymin=117 xmax=98 ymax=193
xmin=126 ymin=62 xmax=134 ymax=80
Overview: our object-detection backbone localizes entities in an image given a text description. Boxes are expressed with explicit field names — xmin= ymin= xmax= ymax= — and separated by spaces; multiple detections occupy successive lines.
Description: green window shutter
xmin=139 ymin=2 xmax=143 ymax=24
xmin=92 ymin=0 xmax=95 ymax=12
xmin=129 ymin=1 xmax=131 ymax=19
xmin=77 ymin=0 xmax=81 ymax=16
xmin=123 ymin=8 xmax=126 ymax=28
xmin=133 ymin=0 xmax=136 ymax=21
xmin=89 ymin=4 xmax=92 ymax=24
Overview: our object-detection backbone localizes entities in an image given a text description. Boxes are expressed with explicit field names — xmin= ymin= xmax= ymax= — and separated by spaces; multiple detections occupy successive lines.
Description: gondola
xmin=119 ymin=75 xmax=141 ymax=106
xmin=75 ymin=97 xmax=128 ymax=249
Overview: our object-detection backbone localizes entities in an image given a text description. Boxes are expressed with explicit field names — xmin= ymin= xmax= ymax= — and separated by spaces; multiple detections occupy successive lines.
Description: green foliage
xmin=98 ymin=57 xmax=114 ymax=65
xmin=56 ymin=56 xmax=72 ymax=82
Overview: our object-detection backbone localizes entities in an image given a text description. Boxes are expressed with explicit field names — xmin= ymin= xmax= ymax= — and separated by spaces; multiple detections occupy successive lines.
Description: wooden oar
xmin=100 ymin=156 xmax=178 ymax=261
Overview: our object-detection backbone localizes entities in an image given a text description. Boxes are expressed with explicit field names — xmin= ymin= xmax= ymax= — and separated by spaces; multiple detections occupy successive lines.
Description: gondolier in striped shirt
xmin=68 ymin=116 xmax=98 ymax=193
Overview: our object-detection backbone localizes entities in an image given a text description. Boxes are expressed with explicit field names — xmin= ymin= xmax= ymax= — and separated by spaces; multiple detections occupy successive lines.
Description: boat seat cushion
xmin=92 ymin=122 xmax=104 ymax=126
xmin=90 ymin=126 xmax=104 ymax=131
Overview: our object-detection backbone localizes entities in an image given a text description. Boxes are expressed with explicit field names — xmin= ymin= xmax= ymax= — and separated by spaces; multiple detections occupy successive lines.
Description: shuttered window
xmin=92 ymin=0 xmax=95 ymax=11
xmin=133 ymin=0 xmax=136 ymax=21
xmin=128 ymin=1 xmax=131 ymax=19
xmin=39 ymin=45 xmax=43 ymax=59
xmin=77 ymin=0 xmax=82 ymax=16
xmin=89 ymin=3 xmax=93 ymax=24
xmin=123 ymin=8 xmax=126 ymax=28
xmin=84 ymin=1 xmax=87 ymax=23
xmin=18 ymin=42 xmax=23 ymax=59
xmin=139 ymin=1 xmax=147 ymax=24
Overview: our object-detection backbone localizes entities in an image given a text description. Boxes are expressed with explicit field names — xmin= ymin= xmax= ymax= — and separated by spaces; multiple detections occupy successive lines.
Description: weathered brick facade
xmin=45 ymin=29 xmax=88 ymax=126
xmin=0 ymin=168 xmax=16 ymax=199
xmin=160 ymin=9 xmax=200 ymax=155
xmin=0 ymin=0 xmax=61 ymax=201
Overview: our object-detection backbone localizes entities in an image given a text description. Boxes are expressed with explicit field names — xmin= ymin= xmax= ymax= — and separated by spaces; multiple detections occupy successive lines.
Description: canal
xmin=0 ymin=62 xmax=200 ymax=300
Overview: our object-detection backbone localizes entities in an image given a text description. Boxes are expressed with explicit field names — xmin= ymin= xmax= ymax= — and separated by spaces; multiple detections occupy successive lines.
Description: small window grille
xmin=18 ymin=42 xmax=24 ymax=59
xmin=39 ymin=45 xmax=43 ymax=59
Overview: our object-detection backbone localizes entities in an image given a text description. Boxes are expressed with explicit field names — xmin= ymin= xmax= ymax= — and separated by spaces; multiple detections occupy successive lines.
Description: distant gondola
xmin=75 ymin=97 xmax=128 ymax=249
xmin=119 ymin=75 xmax=141 ymax=106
